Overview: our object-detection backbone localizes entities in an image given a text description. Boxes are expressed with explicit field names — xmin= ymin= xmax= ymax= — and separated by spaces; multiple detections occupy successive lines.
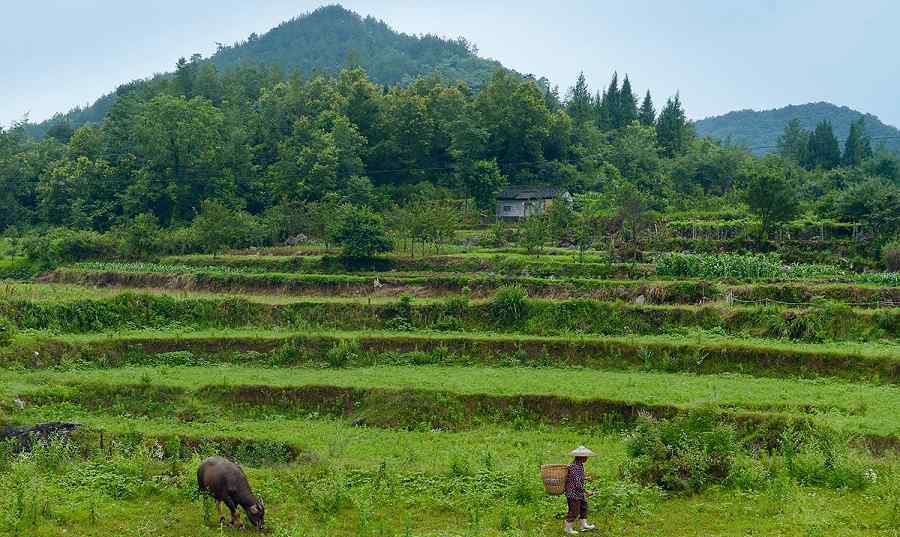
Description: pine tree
xmin=805 ymin=120 xmax=841 ymax=170
xmin=776 ymin=119 xmax=809 ymax=164
xmin=656 ymin=93 xmax=692 ymax=157
xmin=593 ymin=90 xmax=609 ymax=130
xmin=638 ymin=90 xmax=655 ymax=126
xmin=842 ymin=118 xmax=872 ymax=167
xmin=597 ymin=72 xmax=619 ymax=130
xmin=618 ymin=75 xmax=638 ymax=127
xmin=566 ymin=71 xmax=594 ymax=125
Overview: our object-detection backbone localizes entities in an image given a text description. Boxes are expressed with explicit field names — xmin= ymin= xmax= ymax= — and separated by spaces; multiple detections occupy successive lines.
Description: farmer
xmin=563 ymin=446 xmax=597 ymax=534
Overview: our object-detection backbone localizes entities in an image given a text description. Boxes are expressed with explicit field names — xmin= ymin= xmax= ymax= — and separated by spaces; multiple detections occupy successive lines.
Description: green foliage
xmin=624 ymin=412 xmax=739 ymax=492
xmin=331 ymin=205 xmax=393 ymax=260
xmin=694 ymin=102 xmax=900 ymax=156
xmin=326 ymin=339 xmax=360 ymax=368
xmin=0 ymin=315 xmax=14 ymax=347
xmin=489 ymin=285 xmax=529 ymax=324
xmin=656 ymin=253 xmax=784 ymax=279
xmin=743 ymin=159 xmax=800 ymax=236
xmin=20 ymin=227 xmax=115 ymax=267
xmin=883 ymin=241 xmax=900 ymax=271
xmin=517 ymin=215 xmax=549 ymax=255
xmin=656 ymin=94 xmax=693 ymax=157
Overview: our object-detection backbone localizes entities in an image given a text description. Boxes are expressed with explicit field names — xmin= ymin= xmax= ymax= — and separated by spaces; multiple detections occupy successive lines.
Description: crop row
xmin=39 ymin=268 xmax=900 ymax=306
xmin=5 ymin=330 xmax=898 ymax=383
xmin=2 ymin=293 xmax=898 ymax=344
xmin=160 ymin=254 xmax=655 ymax=279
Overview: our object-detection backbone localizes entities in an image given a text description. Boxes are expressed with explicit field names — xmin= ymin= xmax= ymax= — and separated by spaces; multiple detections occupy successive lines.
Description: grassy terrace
xmin=40 ymin=265 xmax=900 ymax=305
xmin=5 ymin=327 xmax=899 ymax=383
xmin=5 ymin=364 xmax=899 ymax=439
xmin=2 ymin=289 xmax=897 ymax=345
xmin=2 ymin=411 xmax=896 ymax=537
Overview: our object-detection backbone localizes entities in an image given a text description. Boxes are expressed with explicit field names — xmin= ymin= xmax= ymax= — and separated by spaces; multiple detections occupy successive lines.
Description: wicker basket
xmin=540 ymin=464 xmax=569 ymax=496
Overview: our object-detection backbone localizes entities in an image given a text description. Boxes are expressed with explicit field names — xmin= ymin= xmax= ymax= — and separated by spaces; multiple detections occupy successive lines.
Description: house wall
xmin=497 ymin=200 xmax=527 ymax=218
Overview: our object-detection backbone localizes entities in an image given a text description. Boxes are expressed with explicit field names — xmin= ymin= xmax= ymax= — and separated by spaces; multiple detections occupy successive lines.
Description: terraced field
xmin=1 ymin=248 xmax=898 ymax=536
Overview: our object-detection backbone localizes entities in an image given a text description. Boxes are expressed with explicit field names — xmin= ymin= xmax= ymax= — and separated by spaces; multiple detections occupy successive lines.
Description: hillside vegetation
xmin=26 ymin=4 xmax=507 ymax=137
xmin=695 ymin=102 xmax=900 ymax=155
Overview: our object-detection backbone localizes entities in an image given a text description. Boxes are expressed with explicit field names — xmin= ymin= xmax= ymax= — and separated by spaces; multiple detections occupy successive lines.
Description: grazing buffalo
xmin=197 ymin=456 xmax=265 ymax=530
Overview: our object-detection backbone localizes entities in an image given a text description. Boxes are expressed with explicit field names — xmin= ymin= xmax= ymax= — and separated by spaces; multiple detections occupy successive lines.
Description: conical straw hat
xmin=568 ymin=446 xmax=596 ymax=457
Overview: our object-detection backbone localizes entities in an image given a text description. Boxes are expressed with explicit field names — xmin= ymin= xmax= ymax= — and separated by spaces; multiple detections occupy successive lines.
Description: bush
xmin=331 ymin=204 xmax=393 ymax=260
xmin=883 ymin=241 xmax=900 ymax=271
xmin=325 ymin=339 xmax=359 ymax=368
xmin=0 ymin=316 xmax=15 ymax=347
xmin=489 ymin=286 xmax=529 ymax=325
xmin=656 ymin=252 xmax=784 ymax=279
xmin=623 ymin=412 xmax=739 ymax=492
xmin=20 ymin=227 xmax=115 ymax=266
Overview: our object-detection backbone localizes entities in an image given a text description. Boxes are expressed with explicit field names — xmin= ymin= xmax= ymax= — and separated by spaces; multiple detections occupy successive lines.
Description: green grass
xmin=2 ymin=412 xmax=897 ymax=536
xmin=5 ymin=364 xmax=899 ymax=437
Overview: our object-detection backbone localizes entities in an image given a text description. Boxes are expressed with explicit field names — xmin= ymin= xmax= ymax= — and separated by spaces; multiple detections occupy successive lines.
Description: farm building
xmin=496 ymin=186 xmax=572 ymax=219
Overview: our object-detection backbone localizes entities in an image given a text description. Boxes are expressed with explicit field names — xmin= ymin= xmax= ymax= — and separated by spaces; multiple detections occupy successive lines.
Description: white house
xmin=496 ymin=186 xmax=572 ymax=219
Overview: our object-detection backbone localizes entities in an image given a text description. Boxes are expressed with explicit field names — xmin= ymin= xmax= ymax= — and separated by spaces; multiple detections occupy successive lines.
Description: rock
xmin=0 ymin=422 xmax=80 ymax=453
xmin=285 ymin=234 xmax=310 ymax=246
xmin=634 ymin=294 xmax=646 ymax=305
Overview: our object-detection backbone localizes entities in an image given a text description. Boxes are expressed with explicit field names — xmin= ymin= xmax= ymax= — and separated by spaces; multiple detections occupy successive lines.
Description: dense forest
xmin=24 ymin=5 xmax=507 ymax=138
xmin=695 ymin=102 xmax=900 ymax=155
xmin=2 ymin=6 xmax=899 ymax=268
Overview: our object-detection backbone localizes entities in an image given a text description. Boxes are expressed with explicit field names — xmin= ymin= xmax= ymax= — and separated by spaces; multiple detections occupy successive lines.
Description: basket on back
xmin=540 ymin=464 xmax=569 ymax=496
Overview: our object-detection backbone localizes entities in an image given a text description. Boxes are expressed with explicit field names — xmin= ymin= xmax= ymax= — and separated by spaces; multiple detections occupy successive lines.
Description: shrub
xmin=623 ymin=412 xmax=739 ymax=492
xmin=778 ymin=426 xmax=868 ymax=490
xmin=656 ymin=252 xmax=784 ymax=279
xmin=883 ymin=241 xmax=900 ymax=271
xmin=518 ymin=215 xmax=549 ymax=255
xmin=489 ymin=286 xmax=529 ymax=325
xmin=20 ymin=227 xmax=115 ymax=266
xmin=0 ymin=316 xmax=15 ymax=347
xmin=331 ymin=204 xmax=393 ymax=260
xmin=325 ymin=339 xmax=359 ymax=368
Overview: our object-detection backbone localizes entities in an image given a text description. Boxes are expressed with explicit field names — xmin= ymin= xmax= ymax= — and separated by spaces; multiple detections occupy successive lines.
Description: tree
xmin=611 ymin=122 xmax=662 ymax=189
xmin=776 ymin=119 xmax=809 ymax=164
xmin=113 ymin=213 xmax=161 ymax=259
xmin=743 ymin=161 xmax=800 ymax=237
xmin=618 ymin=75 xmax=638 ymax=127
xmin=518 ymin=214 xmax=549 ymax=255
xmin=191 ymin=200 xmax=251 ymax=255
xmin=804 ymin=120 xmax=841 ymax=170
xmin=615 ymin=182 xmax=653 ymax=245
xmin=565 ymin=72 xmax=594 ymax=125
xmin=463 ymin=159 xmax=507 ymax=211
xmin=829 ymin=177 xmax=900 ymax=237
xmin=545 ymin=196 xmax=576 ymax=242
xmin=595 ymin=72 xmax=619 ymax=130
xmin=656 ymin=94 xmax=692 ymax=157
xmin=842 ymin=118 xmax=872 ymax=167
xmin=638 ymin=91 xmax=656 ymax=126
xmin=331 ymin=204 xmax=393 ymax=259
xmin=571 ymin=212 xmax=599 ymax=262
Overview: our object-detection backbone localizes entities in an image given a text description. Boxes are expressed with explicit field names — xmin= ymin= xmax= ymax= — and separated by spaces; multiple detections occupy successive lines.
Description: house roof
xmin=496 ymin=185 xmax=568 ymax=201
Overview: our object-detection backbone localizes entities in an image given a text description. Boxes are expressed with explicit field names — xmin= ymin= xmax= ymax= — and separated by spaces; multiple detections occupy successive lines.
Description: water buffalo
xmin=197 ymin=456 xmax=265 ymax=530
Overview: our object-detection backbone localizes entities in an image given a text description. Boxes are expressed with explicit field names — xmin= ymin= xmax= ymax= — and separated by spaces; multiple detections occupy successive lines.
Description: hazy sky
xmin=3 ymin=0 xmax=899 ymax=128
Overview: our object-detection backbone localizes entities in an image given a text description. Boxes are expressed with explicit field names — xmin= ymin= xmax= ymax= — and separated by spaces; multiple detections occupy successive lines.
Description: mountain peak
xmin=27 ymin=4 xmax=505 ymax=137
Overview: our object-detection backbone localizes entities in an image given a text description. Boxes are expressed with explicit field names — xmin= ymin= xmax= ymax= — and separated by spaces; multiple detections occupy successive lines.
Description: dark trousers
xmin=565 ymin=496 xmax=588 ymax=522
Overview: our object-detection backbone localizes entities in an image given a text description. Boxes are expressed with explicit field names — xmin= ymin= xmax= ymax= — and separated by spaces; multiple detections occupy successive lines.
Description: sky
xmin=3 ymin=0 xmax=900 ymax=128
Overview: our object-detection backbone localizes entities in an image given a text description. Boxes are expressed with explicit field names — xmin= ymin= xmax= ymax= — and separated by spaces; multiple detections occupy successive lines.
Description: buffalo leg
xmin=225 ymin=498 xmax=244 ymax=529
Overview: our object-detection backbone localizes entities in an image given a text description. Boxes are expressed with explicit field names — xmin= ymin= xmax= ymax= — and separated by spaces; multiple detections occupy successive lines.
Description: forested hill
xmin=208 ymin=5 xmax=504 ymax=87
xmin=26 ymin=4 xmax=507 ymax=138
xmin=694 ymin=102 xmax=900 ymax=155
